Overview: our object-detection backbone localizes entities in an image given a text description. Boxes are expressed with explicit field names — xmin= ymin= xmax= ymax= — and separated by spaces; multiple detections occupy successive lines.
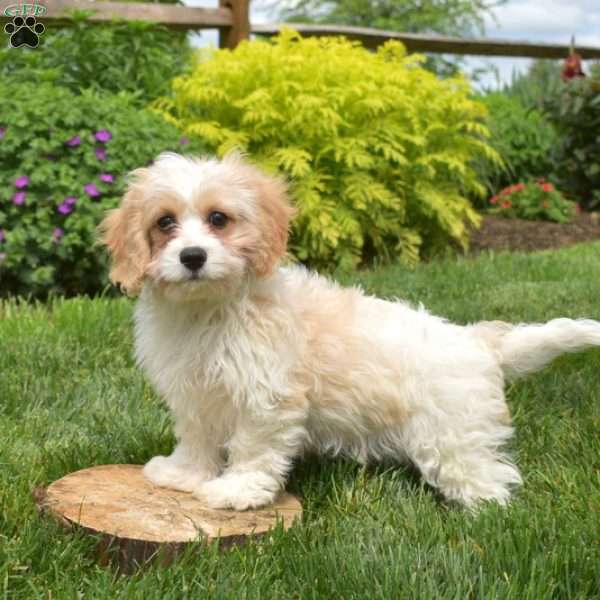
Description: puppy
xmin=100 ymin=152 xmax=600 ymax=510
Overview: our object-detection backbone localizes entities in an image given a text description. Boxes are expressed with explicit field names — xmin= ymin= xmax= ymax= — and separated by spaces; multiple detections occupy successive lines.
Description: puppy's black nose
xmin=180 ymin=247 xmax=207 ymax=272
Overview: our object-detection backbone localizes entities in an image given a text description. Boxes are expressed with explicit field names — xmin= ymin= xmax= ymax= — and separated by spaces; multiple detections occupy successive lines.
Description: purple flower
xmin=0 ymin=127 xmax=6 ymax=140
xmin=84 ymin=183 xmax=101 ymax=198
xmin=46 ymin=154 xmax=57 ymax=161
xmin=179 ymin=136 xmax=190 ymax=146
xmin=57 ymin=197 xmax=77 ymax=214
xmin=13 ymin=191 xmax=26 ymax=206
xmin=0 ymin=229 xmax=5 ymax=243
xmin=94 ymin=130 xmax=112 ymax=143
xmin=66 ymin=135 xmax=81 ymax=147
xmin=95 ymin=147 xmax=107 ymax=161
xmin=99 ymin=173 xmax=114 ymax=184
xmin=14 ymin=176 xmax=29 ymax=189
xmin=52 ymin=227 xmax=64 ymax=242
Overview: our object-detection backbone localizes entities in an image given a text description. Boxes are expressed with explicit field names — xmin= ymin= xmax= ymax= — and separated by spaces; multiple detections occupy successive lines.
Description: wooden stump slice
xmin=35 ymin=464 xmax=302 ymax=572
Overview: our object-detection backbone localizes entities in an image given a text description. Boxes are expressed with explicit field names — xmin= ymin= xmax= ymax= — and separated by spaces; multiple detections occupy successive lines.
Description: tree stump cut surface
xmin=38 ymin=464 xmax=302 ymax=569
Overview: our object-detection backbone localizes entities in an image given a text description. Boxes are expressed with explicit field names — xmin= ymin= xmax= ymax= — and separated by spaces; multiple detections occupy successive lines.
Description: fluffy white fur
xmin=100 ymin=153 xmax=600 ymax=510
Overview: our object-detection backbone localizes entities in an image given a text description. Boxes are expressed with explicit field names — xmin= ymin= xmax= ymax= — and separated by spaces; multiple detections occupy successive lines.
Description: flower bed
xmin=469 ymin=212 xmax=600 ymax=254
xmin=0 ymin=82 xmax=206 ymax=298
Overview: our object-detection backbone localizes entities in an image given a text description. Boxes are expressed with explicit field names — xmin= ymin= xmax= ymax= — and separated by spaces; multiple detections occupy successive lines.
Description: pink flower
xmin=179 ymin=136 xmax=190 ymax=146
xmin=14 ymin=176 xmax=29 ymax=188
xmin=65 ymin=196 xmax=77 ymax=206
xmin=513 ymin=183 xmax=525 ymax=192
xmin=52 ymin=227 xmax=64 ymax=242
xmin=99 ymin=173 xmax=114 ymax=183
xmin=94 ymin=130 xmax=112 ymax=143
xmin=13 ymin=191 xmax=26 ymax=205
xmin=84 ymin=183 xmax=101 ymax=198
xmin=66 ymin=135 xmax=81 ymax=147
xmin=95 ymin=147 xmax=107 ymax=161
xmin=489 ymin=195 xmax=499 ymax=205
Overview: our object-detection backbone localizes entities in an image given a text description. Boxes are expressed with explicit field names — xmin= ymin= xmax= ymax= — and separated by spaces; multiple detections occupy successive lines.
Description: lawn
xmin=2 ymin=243 xmax=600 ymax=599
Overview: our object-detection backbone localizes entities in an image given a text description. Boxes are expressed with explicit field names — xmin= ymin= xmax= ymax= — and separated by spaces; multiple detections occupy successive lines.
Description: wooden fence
xmin=3 ymin=0 xmax=600 ymax=58
xmin=253 ymin=23 xmax=600 ymax=60
xmin=0 ymin=0 xmax=250 ymax=48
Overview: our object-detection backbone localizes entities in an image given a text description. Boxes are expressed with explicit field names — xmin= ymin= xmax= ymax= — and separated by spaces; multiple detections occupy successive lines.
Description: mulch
xmin=468 ymin=212 xmax=600 ymax=254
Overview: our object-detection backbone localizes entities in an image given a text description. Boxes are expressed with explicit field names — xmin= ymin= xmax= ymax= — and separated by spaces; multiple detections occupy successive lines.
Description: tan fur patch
xmin=237 ymin=167 xmax=296 ymax=277
xmin=98 ymin=182 xmax=150 ymax=296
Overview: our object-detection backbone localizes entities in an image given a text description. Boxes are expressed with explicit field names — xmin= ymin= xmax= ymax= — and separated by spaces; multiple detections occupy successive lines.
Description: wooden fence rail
xmin=253 ymin=23 xmax=600 ymax=60
xmin=2 ymin=0 xmax=600 ymax=58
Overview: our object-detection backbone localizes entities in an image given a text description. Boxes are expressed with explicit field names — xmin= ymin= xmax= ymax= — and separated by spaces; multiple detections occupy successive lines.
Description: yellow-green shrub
xmin=156 ymin=30 xmax=497 ymax=269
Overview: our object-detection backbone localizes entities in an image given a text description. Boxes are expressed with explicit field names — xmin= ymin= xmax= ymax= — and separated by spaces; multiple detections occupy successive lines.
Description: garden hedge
xmin=156 ymin=30 xmax=499 ymax=270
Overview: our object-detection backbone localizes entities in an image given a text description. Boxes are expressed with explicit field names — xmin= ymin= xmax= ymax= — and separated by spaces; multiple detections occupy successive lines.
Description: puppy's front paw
xmin=194 ymin=473 xmax=280 ymax=511
xmin=143 ymin=455 xmax=216 ymax=493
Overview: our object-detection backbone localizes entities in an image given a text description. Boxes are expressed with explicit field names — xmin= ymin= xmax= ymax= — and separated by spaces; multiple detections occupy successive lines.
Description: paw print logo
xmin=4 ymin=15 xmax=45 ymax=48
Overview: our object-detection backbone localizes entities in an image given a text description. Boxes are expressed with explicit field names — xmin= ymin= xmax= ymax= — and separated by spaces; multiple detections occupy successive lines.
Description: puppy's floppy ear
xmin=98 ymin=173 xmax=151 ymax=296
xmin=236 ymin=160 xmax=296 ymax=277
xmin=252 ymin=174 xmax=296 ymax=277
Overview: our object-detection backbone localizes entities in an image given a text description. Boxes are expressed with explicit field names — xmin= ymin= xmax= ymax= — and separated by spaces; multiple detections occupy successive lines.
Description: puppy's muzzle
xmin=180 ymin=246 xmax=207 ymax=273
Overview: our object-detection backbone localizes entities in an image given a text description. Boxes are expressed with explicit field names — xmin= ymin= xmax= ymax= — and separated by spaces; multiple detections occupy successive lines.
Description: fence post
xmin=218 ymin=0 xmax=250 ymax=49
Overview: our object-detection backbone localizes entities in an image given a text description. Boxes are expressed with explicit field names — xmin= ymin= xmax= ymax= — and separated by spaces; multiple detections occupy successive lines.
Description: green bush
xmin=156 ymin=30 xmax=497 ymax=269
xmin=498 ymin=59 xmax=600 ymax=211
xmin=0 ymin=15 xmax=191 ymax=105
xmin=502 ymin=60 xmax=564 ymax=113
xmin=487 ymin=180 xmax=577 ymax=223
xmin=0 ymin=82 xmax=207 ymax=298
xmin=544 ymin=66 xmax=600 ymax=211
xmin=474 ymin=93 xmax=559 ymax=202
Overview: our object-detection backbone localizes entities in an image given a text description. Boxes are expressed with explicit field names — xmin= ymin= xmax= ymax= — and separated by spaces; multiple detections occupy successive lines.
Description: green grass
xmin=2 ymin=243 xmax=600 ymax=599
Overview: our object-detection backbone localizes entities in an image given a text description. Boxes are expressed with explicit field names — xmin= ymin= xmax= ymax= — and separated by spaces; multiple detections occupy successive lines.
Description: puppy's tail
xmin=473 ymin=318 xmax=600 ymax=381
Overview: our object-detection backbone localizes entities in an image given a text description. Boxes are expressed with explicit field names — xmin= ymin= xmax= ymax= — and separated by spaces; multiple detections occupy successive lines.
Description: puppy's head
xmin=99 ymin=153 xmax=295 ymax=299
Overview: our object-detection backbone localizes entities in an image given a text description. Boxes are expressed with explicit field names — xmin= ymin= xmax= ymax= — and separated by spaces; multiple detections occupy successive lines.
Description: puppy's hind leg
xmin=401 ymin=391 xmax=522 ymax=509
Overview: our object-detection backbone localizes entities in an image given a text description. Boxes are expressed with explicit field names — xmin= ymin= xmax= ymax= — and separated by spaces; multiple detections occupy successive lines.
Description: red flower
xmin=501 ymin=187 xmax=512 ymax=196
xmin=514 ymin=183 xmax=525 ymax=192
xmin=562 ymin=51 xmax=585 ymax=80
xmin=541 ymin=183 xmax=554 ymax=192
xmin=501 ymin=200 xmax=512 ymax=209
xmin=489 ymin=195 xmax=499 ymax=205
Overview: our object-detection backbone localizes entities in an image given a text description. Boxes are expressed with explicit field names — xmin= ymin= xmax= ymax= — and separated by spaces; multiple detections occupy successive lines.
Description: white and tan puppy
xmin=100 ymin=153 xmax=600 ymax=510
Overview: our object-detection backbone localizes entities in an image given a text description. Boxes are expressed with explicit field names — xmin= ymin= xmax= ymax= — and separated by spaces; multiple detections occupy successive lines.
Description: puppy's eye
xmin=208 ymin=211 xmax=228 ymax=229
xmin=157 ymin=215 xmax=177 ymax=231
